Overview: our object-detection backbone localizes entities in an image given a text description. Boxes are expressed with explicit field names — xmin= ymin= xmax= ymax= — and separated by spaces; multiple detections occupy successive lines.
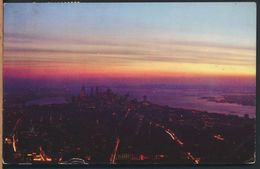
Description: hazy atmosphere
xmin=3 ymin=3 xmax=256 ymax=165
xmin=4 ymin=3 xmax=256 ymax=82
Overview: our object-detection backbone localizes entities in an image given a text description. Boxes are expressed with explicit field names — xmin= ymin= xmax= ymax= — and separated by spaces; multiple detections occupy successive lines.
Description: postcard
xmin=2 ymin=2 xmax=256 ymax=165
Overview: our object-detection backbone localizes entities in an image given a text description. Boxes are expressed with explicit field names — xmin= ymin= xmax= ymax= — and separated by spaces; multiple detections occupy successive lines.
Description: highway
xmin=11 ymin=118 xmax=22 ymax=153
xmin=110 ymin=107 xmax=131 ymax=164
xmin=109 ymin=137 xmax=120 ymax=164
xmin=136 ymin=114 xmax=200 ymax=164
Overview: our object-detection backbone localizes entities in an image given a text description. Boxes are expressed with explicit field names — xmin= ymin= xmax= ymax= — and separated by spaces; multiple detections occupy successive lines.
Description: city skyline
xmin=3 ymin=3 xmax=256 ymax=164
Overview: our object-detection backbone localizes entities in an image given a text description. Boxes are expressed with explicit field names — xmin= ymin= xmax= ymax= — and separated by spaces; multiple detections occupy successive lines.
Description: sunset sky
xmin=4 ymin=3 xmax=256 ymax=84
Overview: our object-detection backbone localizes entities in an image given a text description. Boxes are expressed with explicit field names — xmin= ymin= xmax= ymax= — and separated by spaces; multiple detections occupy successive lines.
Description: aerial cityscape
xmin=3 ymin=3 xmax=256 ymax=165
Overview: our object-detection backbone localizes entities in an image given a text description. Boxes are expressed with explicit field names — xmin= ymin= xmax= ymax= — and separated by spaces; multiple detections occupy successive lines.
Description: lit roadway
xmin=110 ymin=107 xmax=131 ymax=164
xmin=109 ymin=137 xmax=120 ymax=164
xmin=132 ymin=108 xmax=200 ymax=164
xmin=11 ymin=118 xmax=22 ymax=153
xmin=115 ymin=104 xmax=201 ymax=164
xmin=155 ymin=122 xmax=200 ymax=164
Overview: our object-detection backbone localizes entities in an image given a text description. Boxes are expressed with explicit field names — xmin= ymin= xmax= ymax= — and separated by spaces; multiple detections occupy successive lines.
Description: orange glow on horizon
xmin=4 ymin=62 xmax=255 ymax=80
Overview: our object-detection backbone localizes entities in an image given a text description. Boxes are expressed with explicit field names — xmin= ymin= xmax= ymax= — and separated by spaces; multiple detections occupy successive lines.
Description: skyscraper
xmin=80 ymin=85 xmax=87 ymax=99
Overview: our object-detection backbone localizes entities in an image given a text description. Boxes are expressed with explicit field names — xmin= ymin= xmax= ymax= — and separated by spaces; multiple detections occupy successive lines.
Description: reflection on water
xmin=112 ymin=87 xmax=256 ymax=118
xmin=25 ymin=86 xmax=256 ymax=118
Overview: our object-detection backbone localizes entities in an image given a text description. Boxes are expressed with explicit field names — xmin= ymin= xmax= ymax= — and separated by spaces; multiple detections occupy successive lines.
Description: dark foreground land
xmin=3 ymin=86 xmax=255 ymax=165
